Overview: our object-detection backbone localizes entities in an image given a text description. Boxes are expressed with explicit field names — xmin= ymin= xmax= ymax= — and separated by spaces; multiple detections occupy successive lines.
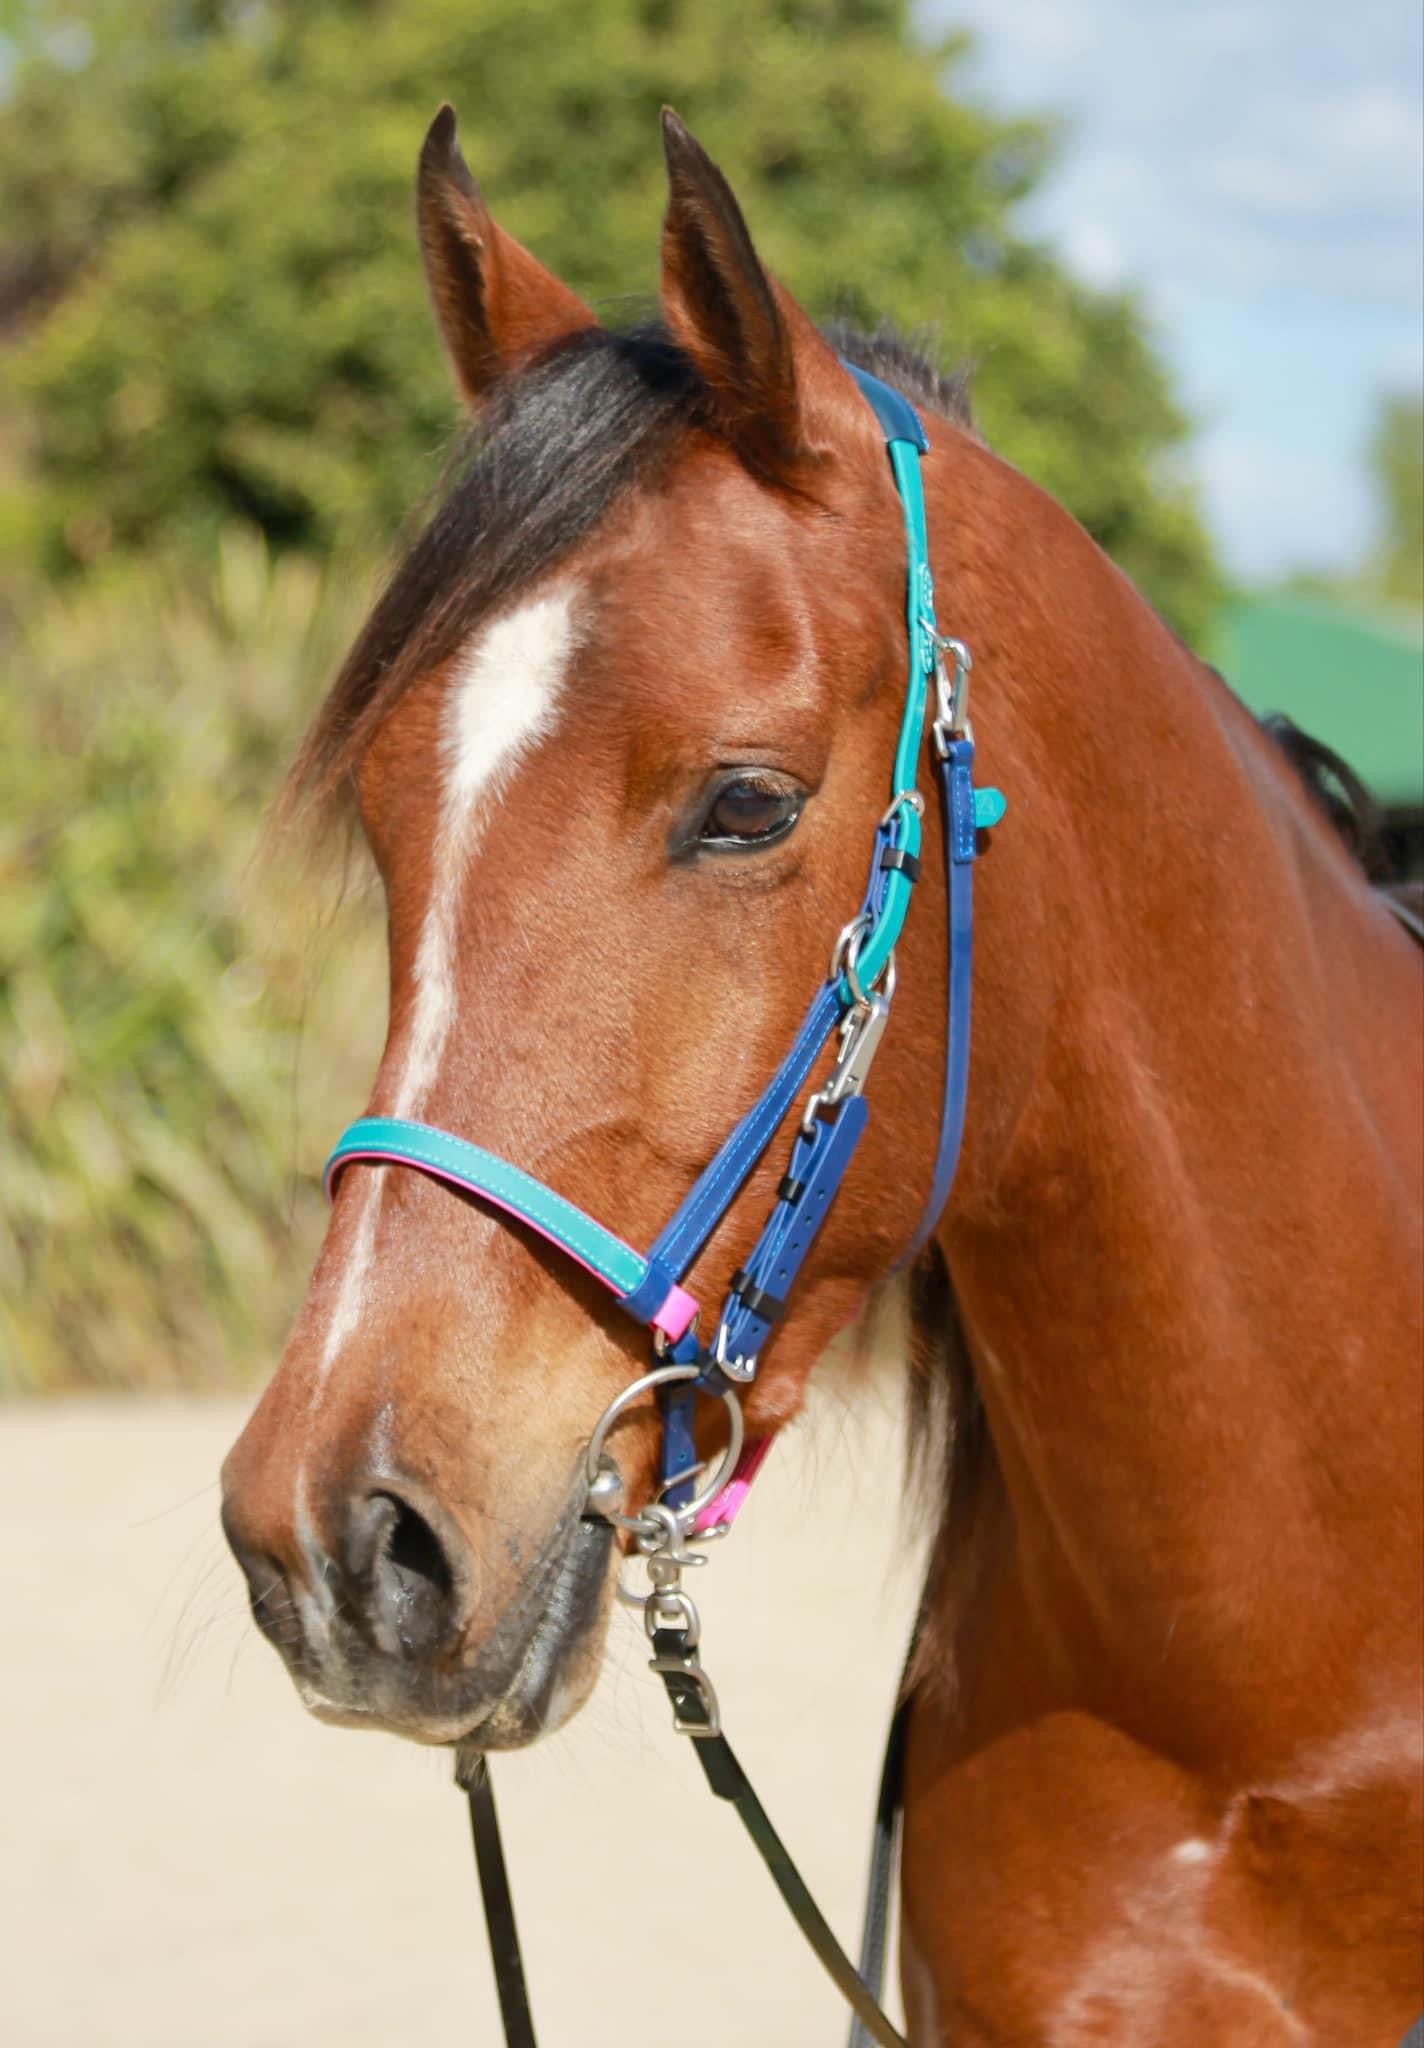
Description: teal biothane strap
xmin=324 ymin=1118 xmax=698 ymax=1342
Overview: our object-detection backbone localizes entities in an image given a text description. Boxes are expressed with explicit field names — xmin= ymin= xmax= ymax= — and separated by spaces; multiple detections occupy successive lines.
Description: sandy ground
xmin=0 ymin=1374 xmax=921 ymax=2047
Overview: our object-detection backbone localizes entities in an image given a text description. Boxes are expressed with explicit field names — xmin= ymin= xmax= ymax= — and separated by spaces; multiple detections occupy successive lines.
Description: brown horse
xmin=221 ymin=106 xmax=1424 ymax=2044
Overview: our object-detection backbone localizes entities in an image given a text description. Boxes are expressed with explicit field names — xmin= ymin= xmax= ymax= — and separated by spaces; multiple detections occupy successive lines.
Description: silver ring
xmin=829 ymin=912 xmax=873 ymax=1005
xmin=829 ymin=916 xmax=898 ymax=1010
xmin=584 ymin=1364 xmax=744 ymax=1535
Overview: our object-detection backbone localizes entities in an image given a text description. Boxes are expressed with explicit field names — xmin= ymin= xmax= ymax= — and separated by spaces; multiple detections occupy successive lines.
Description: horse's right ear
xmin=416 ymin=105 xmax=596 ymax=409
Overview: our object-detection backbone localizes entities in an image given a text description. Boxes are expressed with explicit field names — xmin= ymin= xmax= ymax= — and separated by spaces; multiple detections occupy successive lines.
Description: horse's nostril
xmin=385 ymin=1493 xmax=454 ymax=1598
xmin=347 ymin=1484 xmax=468 ymax=1661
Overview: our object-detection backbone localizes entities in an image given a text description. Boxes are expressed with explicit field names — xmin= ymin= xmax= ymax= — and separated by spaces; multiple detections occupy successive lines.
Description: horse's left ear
xmin=658 ymin=108 xmax=863 ymax=477
xmin=416 ymin=104 xmax=597 ymax=409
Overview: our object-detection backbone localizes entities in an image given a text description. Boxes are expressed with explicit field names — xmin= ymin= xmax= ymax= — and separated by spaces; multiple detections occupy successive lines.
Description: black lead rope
xmin=846 ymin=1696 xmax=910 ymax=2048
xmin=463 ymin=1640 xmax=910 ymax=2048
xmin=465 ymin=1758 xmax=538 ymax=2048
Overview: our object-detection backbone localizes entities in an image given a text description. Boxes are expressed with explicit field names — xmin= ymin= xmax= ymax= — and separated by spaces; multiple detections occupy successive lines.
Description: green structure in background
xmin=1220 ymin=593 xmax=1424 ymax=859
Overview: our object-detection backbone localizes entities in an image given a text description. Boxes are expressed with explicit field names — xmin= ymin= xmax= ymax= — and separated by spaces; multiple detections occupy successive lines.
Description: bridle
xmin=322 ymin=366 xmax=1005 ymax=2047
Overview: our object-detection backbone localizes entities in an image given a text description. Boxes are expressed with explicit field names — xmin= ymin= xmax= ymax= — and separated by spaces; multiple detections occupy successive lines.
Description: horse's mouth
xmin=453 ymin=1495 xmax=618 ymax=1756
xmin=269 ymin=1475 xmax=617 ymax=1752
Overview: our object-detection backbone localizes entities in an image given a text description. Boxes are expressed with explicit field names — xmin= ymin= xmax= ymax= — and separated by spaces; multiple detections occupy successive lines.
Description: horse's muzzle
xmin=220 ymin=1462 xmax=614 ymax=1746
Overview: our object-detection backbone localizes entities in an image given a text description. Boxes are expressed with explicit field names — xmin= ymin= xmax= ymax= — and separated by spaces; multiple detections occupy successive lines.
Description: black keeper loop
xmin=735 ymin=1278 xmax=785 ymax=1324
xmin=879 ymin=845 xmax=921 ymax=883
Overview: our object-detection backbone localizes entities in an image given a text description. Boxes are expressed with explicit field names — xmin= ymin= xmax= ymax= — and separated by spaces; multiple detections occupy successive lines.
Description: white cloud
xmin=918 ymin=0 xmax=1423 ymax=577
xmin=929 ymin=0 xmax=1423 ymax=310
xmin=1197 ymin=428 xmax=1373 ymax=581
xmin=1059 ymin=218 xmax=1129 ymax=288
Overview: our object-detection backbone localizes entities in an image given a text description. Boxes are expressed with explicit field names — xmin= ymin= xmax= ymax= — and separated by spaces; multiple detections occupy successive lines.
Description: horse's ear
xmin=416 ymin=104 xmax=596 ymax=409
xmin=658 ymin=108 xmax=858 ymax=476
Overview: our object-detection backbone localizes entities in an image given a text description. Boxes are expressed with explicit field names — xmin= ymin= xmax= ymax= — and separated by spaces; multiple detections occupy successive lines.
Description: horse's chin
xmin=291 ymin=1481 xmax=618 ymax=1755
xmin=455 ymin=1509 xmax=618 ymax=1756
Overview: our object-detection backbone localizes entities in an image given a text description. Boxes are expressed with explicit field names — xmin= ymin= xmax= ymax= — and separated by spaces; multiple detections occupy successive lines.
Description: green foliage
xmin=1 ymin=0 xmax=1220 ymax=642
xmin=0 ymin=531 xmax=385 ymax=1390
xmin=1367 ymin=392 xmax=1424 ymax=607
xmin=0 ymin=2 xmax=1229 ymax=1391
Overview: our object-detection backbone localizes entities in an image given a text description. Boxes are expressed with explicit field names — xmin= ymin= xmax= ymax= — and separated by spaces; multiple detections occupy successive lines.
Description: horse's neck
xmin=927 ymin=446 xmax=1422 ymax=1756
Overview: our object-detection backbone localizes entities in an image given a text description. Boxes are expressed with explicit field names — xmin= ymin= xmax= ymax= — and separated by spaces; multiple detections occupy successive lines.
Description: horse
xmin=220 ymin=104 xmax=1424 ymax=2044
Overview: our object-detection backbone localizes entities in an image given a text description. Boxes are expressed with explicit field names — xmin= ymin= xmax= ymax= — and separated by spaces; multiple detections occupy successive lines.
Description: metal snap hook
xmin=928 ymin=631 xmax=973 ymax=754
xmin=802 ymin=949 xmax=897 ymax=1134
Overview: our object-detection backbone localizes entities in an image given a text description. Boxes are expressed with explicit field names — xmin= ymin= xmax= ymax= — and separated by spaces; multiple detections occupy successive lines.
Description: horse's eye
xmin=700 ymin=775 xmax=803 ymax=849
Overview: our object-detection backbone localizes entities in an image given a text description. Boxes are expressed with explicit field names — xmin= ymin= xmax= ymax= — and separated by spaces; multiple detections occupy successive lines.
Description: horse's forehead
xmin=575 ymin=453 xmax=888 ymax=717
xmin=367 ymin=440 xmax=891 ymax=811
xmin=357 ymin=580 xmax=582 ymax=845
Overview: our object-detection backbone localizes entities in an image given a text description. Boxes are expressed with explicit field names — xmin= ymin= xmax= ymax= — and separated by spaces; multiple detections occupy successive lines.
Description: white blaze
xmin=395 ymin=585 xmax=580 ymax=1115
xmin=307 ymin=583 xmax=580 ymax=1402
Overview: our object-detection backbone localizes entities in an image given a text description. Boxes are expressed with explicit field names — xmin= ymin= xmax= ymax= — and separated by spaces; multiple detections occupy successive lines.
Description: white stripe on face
xmin=395 ymin=584 xmax=581 ymax=1116
xmin=308 ymin=582 xmax=581 ymax=1402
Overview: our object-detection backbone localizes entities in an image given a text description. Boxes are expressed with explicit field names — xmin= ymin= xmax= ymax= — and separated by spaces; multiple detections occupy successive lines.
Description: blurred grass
xmin=0 ymin=529 xmax=386 ymax=1392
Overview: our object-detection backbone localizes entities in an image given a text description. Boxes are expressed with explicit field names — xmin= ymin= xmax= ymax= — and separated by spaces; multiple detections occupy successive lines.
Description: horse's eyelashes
xmin=698 ymin=773 xmax=804 ymax=850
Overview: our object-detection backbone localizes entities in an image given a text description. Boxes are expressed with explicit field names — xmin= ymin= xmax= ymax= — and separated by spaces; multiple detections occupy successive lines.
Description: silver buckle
xmin=878 ymin=786 xmax=925 ymax=833
xmin=711 ymin=1316 xmax=758 ymax=1386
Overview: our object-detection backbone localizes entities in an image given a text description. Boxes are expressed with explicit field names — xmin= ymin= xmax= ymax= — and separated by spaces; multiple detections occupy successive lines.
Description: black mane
xmin=1260 ymin=713 xmax=1392 ymax=881
xmin=285 ymin=318 xmax=971 ymax=821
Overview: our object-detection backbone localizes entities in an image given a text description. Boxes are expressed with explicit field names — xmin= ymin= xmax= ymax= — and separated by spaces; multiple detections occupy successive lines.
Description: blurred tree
xmin=0 ymin=0 xmax=1220 ymax=639
xmin=1367 ymin=392 xmax=1423 ymax=607
xmin=0 ymin=529 xmax=386 ymax=1391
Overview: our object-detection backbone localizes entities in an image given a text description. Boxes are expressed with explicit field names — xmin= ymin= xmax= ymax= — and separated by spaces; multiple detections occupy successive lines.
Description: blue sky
xmin=925 ymin=0 xmax=1424 ymax=583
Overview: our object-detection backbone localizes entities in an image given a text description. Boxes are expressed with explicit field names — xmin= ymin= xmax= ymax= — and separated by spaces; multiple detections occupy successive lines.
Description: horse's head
xmin=221 ymin=107 xmax=965 ymax=1752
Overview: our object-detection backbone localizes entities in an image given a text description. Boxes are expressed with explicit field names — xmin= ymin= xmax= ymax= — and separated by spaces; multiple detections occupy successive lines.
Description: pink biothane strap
xmin=693 ymin=1434 xmax=774 ymax=1534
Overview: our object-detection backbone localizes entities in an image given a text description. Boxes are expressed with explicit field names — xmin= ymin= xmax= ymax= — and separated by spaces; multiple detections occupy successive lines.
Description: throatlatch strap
xmin=902 ymin=733 xmax=979 ymax=1261
xmin=466 ymin=1762 xmax=538 ymax=2048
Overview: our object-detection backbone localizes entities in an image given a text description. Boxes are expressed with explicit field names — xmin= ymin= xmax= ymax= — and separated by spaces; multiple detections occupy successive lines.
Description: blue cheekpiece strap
xmin=649 ymin=981 xmax=843 ymax=1280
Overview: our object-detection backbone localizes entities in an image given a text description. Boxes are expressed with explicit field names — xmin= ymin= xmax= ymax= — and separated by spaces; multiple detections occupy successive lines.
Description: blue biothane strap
xmin=838 ymin=439 xmax=934 ymax=1001
xmin=710 ymin=1093 xmax=871 ymax=1370
xmin=902 ymin=735 xmax=978 ymax=1261
xmin=649 ymin=980 xmax=842 ymax=1280
xmin=843 ymin=363 xmax=929 ymax=452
